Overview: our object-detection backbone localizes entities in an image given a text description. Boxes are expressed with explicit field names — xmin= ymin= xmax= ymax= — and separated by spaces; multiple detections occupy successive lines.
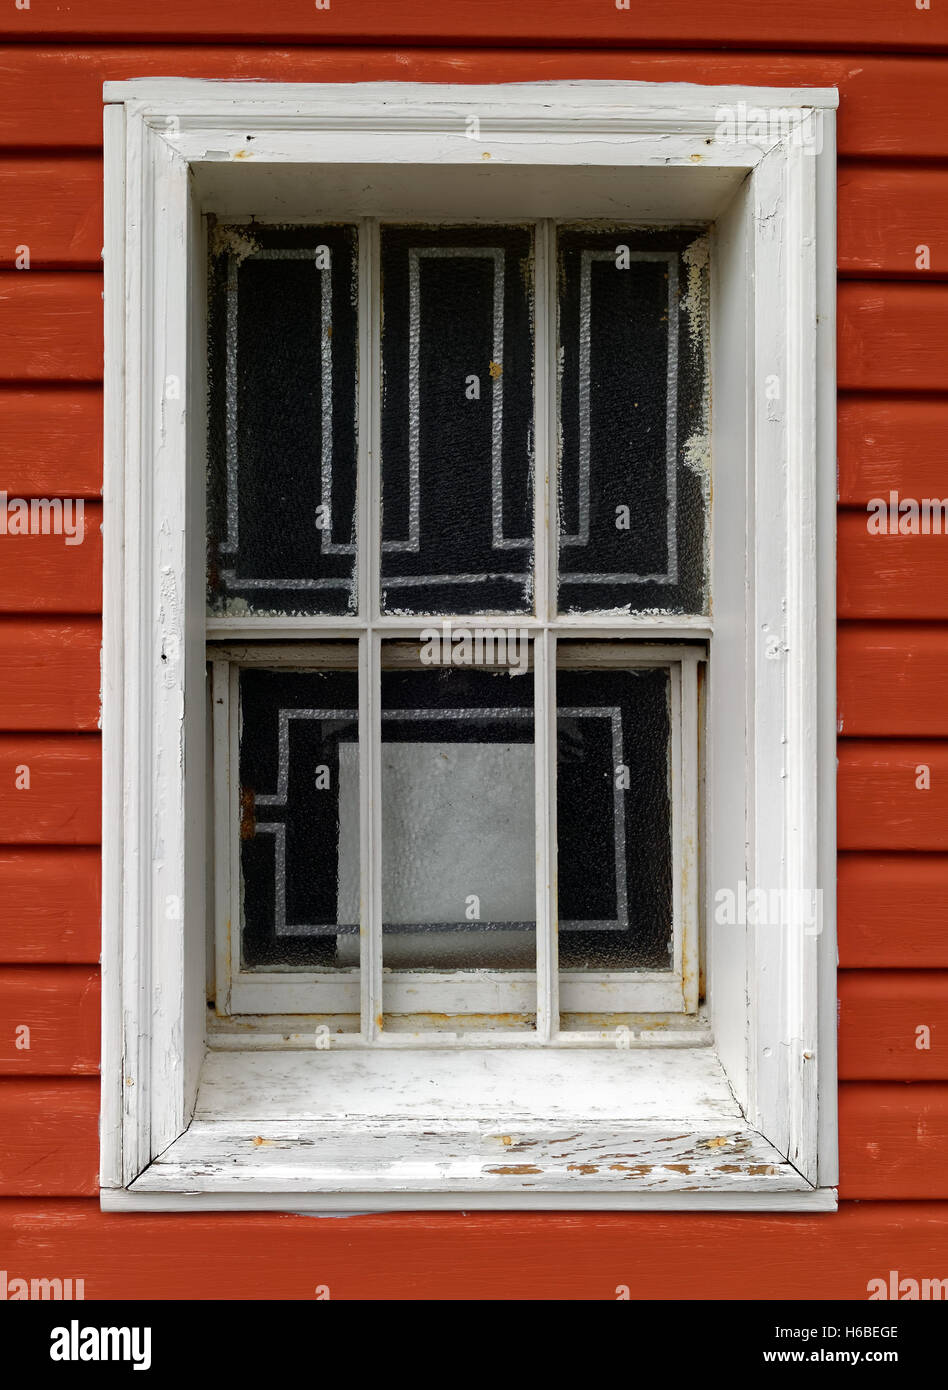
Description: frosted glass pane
xmin=207 ymin=223 xmax=359 ymax=617
xmin=557 ymin=226 xmax=710 ymax=616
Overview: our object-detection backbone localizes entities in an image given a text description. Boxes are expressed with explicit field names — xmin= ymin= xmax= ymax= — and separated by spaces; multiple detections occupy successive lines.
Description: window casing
xmin=101 ymin=80 xmax=838 ymax=1210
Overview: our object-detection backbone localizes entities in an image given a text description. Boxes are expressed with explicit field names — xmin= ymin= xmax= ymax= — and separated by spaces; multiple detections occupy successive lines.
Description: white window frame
xmin=101 ymin=79 xmax=838 ymax=1212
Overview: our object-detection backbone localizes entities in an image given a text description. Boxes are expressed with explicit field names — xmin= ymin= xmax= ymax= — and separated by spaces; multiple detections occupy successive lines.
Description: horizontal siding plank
xmin=838 ymin=282 xmax=948 ymax=392
xmin=838 ymin=164 xmax=948 ymax=279
xmin=0 ymin=848 xmax=100 ymax=963
xmin=839 ymin=973 xmax=948 ymax=1080
xmin=0 ymin=502 xmax=102 ymax=614
xmin=839 ymin=1083 xmax=948 ymax=1199
xmin=0 ymin=619 xmax=100 ymax=731
xmin=838 ymin=512 xmax=948 ymax=620
xmin=0 ymin=1198 xmax=946 ymax=1298
xmin=0 ymin=273 xmax=102 ymax=382
xmin=839 ymin=854 xmax=948 ymax=969
xmin=838 ymin=624 xmax=948 ymax=737
xmin=0 ymin=966 xmax=99 ymax=1075
xmin=1 ymin=2 xmax=944 ymax=50
xmin=838 ymin=397 xmax=948 ymax=505
xmin=0 ymin=158 xmax=102 ymax=269
xmin=0 ymin=735 xmax=100 ymax=845
xmin=0 ymin=50 xmax=945 ymax=157
xmin=0 ymin=388 xmax=102 ymax=497
xmin=839 ymin=741 xmax=948 ymax=852
xmin=0 ymin=1079 xmax=98 ymax=1196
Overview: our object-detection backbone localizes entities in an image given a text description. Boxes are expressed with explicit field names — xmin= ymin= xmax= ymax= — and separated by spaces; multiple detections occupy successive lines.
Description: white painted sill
xmin=101 ymin=1046 xmax=835 ymax=1212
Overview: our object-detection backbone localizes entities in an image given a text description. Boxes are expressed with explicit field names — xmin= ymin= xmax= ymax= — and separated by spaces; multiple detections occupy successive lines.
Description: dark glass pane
xmin=380 ymin=654 xmax=535 ymax=969
xmin=207 ymin=224 xmax=359 ymax=617
xmin=380 ymin=225 xmax=535 ymax=615
xmin=238 ymin=664 xmax=359 ymax=969
xmin=556 ymin=226 xmax=710 ymax=615
xmin=557 ymin=661 xmax=672 ymax=969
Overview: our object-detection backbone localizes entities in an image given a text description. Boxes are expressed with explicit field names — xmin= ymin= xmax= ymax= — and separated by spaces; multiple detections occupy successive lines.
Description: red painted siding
xmin=0 ymin=5 xmax=945 ymax=1298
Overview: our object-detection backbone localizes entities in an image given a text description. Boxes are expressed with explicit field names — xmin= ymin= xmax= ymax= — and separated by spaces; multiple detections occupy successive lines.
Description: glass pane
xmin=557 ymin=658 xmax=673 ymax=970
xmin=207 ymin=223 xmax=359 ymax=617
xmin=379 ymin=648 xmax=535 ymax=969
xmin=556 ymin=226 xmax=710 ymax=615
xmin=380 ymin=225 xmax=535 ymax=615
xmin=238 ymin=661 xmax=359 ymax=969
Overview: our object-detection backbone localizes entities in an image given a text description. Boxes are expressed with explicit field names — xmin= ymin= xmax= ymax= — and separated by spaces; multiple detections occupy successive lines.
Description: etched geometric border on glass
xmin=559 ymin=249 xmax=679 ymax=587
xmin=248 ymin=703 xmax=628 ymax=936
xmin=221 ymin=247 xmax=354 ymax=595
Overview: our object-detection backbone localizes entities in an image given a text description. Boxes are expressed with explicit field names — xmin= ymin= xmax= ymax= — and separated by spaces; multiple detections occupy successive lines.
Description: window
xmin=101 ymin=80 xmax=838 ymax=1211
xmin=208 ymin=218 xmax=706 ymax=1026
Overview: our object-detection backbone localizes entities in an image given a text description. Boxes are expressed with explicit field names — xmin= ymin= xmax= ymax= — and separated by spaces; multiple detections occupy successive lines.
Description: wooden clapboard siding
xmin=0 ymin=1200 xmax=941 ymax=1301
xmin=838 ymin=624 xmax=948 ymax=738
xmin=838 ymin=164 xmax=948 ymax=280
xmin=0 ymin=502 xmax=102 ymax=614
xmin=0 ymin=272 xmax=102 ymax=381
xmin=838 ymin=282 xmax=948 ymax=392
xmin=839 ymin=1084 xmax=948 ymax=1200
xmin=838 ymin=397 xmax=948 ymax=506
xmin=0 ymin=387 xmax=102 ymax=497
xmin=0 ymin=619 xmax=101 ymax=731
xmin=0 ymin=1079 xmax=98 ymax=1196
xmin=0 ymin=6 xmax=942 ymax=1297
xmin=0 ymin=734 xmax=100 ymax=844
xmin=839 ymin=972 xmax=948 ymax=1081
xmin=838 ymin=513 xmax=948 ymax=620
xmin=839 ymin=742 xmax=948 ymax=852
xmin=1 ymin=2 xmax=945 ymax=49
xmin=838 ymin=853 xmax=948 ymax=970
xmin=0 ymin=50 xmax=947 ymax=157
xmin=0 ymin=966 xmax=99 ymax=1074
xmin=0 ymin=848 xmax=101 ymax=963
xmin=0 ymin=157 xmax=102 ymax=269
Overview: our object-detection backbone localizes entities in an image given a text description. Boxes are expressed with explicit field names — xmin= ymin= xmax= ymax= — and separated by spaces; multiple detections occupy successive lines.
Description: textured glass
xmin=379 ymin=657 xmax=536 ymax=969
xmin=380 ymin=225 xmax=535 ymax=615
xmin=238 ymin=665 xmax=359 ymax=969
xmin=207 ymin=224 xmax=359 ymax=616
xmin=556 ymin=226 xmax=710 ymax=615
xmin=557 ymin=661 xmax=672 ymax=969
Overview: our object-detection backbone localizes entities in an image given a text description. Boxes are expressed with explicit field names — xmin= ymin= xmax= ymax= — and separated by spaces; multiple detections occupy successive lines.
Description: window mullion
xmin=535 ymin=220 xmax=559 ymax=1042
xmin=360 ymin=218 xmax=384 ymax=1041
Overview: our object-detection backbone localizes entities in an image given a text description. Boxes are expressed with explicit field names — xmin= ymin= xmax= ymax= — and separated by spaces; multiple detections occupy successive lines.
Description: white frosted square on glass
xmin=336 ymin=741 xmax=535 ymax=928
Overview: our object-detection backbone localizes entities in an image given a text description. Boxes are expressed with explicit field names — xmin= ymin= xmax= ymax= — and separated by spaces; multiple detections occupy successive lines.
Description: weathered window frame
xmin=101 ymin=79 xmax=838 ymax=1211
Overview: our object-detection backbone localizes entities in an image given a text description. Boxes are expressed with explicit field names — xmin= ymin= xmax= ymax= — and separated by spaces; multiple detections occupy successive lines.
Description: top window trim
xmin=101 ymin=79 xmax=838 ymax=1212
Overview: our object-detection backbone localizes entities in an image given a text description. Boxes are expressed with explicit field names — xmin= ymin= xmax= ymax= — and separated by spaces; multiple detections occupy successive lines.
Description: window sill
xmin=103 ymin=1047 xmax=835 ymax=1212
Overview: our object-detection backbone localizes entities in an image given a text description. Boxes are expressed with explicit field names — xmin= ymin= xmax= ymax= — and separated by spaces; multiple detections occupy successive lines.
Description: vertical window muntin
xmin=207 ymin=218 xmax=709 ymax=1040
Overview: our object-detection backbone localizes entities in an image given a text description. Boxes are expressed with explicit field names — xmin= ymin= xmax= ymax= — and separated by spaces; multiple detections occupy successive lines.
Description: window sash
xmin=211 ymin=643 xmax=700 ymax=1034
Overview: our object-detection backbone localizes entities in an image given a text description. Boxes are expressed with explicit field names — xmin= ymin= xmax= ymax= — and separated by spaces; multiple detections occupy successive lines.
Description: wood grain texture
xmin=839 ymin=164 xmax=948 ymax=280
xmin=838 ymin=623 xmax=948 ymax=737
xmin=0 ymin=272 xmax=102 ymax=381
xmin=839 ymin=854 xmax=948 ymax=970
xmin=839 ymin=973 xmax=948 ymax=1081
xmin=838 ymin=512 xmax=948 ymax=621
xmin=0 ymin=1198 xmax=945 ymax=1298
xmin=0 ymin=848 xmax=101 ymax=964
xmin=1 ymin=1 xmax=944 ymax=49
xmin=0 ymin=388 xmax=102 ymax=497
xmin=0 ymin=619 xmax=101 ymax=731
xmin=839 ymin=742 xmax=948 ymax=851
xmin=0 ymin=502 xmax=102 ymax=614
xmin=0 ymin=49 xmax=944 ymax=156
xmin=0 ymin=966 xmax=99 ymax=1075
xmin=0 ymin=735 xmax=100 ymax=844
xmin=0 ymin=157 xmax=102 ymax=269
xmin=838 ymin=282 xmax=948 ymax=393
xmin=838 ymin=397 xmax=948 ymax=506
xmin=0 ymin=1079 xmax=98 ymax=1195
xmin=839 ymin=1083 xmax=948 ymax=1199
